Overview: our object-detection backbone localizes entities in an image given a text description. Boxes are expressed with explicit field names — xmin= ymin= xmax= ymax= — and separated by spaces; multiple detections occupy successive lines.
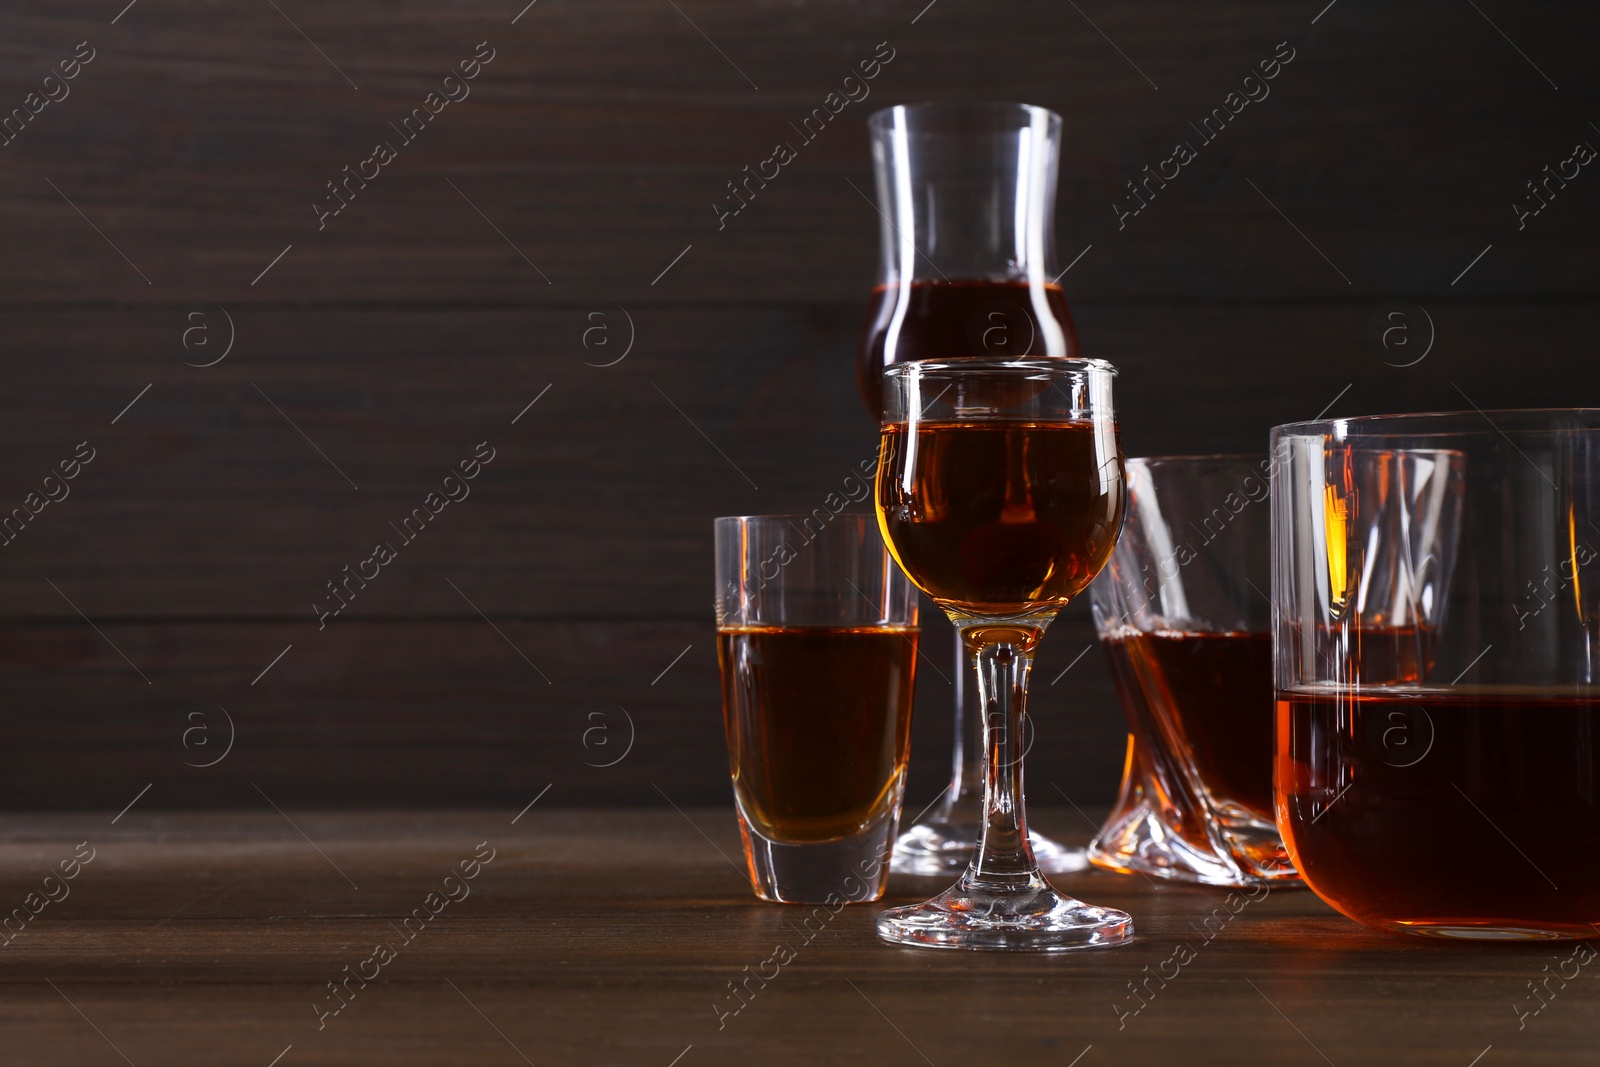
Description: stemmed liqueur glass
xmin=857 ymin=101 xmax=1086 ymax=877
xmin=873 ymin=358 xmax=1132 ymax=950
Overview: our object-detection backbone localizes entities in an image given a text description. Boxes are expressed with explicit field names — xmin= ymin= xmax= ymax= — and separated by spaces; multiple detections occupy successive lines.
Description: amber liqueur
xmin=1279 ymin=686 xmax=1600 ymax=937
xmin=856 ymin=279 xmax=1079 ymax=416
xmin=876 ymin=419 xmax=1122 ymax=615
xmin=1103 ymin=630 xmax=1274 ymax=816
xmin=718 ymin=625 xmax=917 ymax=843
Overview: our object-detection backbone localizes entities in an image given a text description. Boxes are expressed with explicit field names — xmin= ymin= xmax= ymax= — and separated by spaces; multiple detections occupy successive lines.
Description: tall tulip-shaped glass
xmin=858 ymin=102 xmax=1086 ymax=877
xmin=873 ymin=357 xmax=1132 ymax=950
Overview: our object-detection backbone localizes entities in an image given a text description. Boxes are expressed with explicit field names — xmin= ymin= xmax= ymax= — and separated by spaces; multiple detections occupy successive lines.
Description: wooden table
xmin=1 ymin=808 xmax=1590 ymax=1065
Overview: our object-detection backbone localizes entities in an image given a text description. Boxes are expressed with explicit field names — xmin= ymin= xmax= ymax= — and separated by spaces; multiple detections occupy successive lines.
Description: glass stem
xmin=958 ymin=621 xmax=1046 ymax=890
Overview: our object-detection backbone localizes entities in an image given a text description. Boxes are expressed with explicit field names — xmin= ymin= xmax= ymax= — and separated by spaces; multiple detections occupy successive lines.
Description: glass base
xmin=892 ymin=819 xmax=1088 ymax=877
xmin=1393 ymin=922 xmax=1585 ymax=941
xmin=1088 ymin=794 xmax=1300 ymax=888
xmin=876 ymin=871 xmax=1133 ymax=952
xmin=1212 ymin=803 xmax=1301 ymax=885
xmin=737 ymin=804 xmax=895 ymax=905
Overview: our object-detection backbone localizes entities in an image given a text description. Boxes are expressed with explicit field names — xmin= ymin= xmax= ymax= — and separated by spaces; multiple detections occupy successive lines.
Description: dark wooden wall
xmin=0 ymin=0 xmax=1596 ymax=810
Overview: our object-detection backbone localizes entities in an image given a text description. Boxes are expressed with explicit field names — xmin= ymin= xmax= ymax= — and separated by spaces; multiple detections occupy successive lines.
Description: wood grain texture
xmin=0 ymin=615 xmax=1129 ymax=809
xmin=0 ymin=295 xmax=1593 ymax=803
xmin=0 ymin=301 xmax=1591 ymax=619
xmin=0 ymin=0 xmax=1596 ymax=804
xmin=0 ymin=2 xmax=1594 ymax=303
xmin=0 ymin=809 xmax=1589 ymax=1065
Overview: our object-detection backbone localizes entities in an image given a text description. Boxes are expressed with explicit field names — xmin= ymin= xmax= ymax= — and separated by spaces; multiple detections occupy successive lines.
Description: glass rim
xmin=715 ymin=512 xmax=876 ymax=527
xmin=1272 ymin=407 xmax=1600 ymax=438
xmin=867 ymin=101 xmax=1061 ymax=133
xmin=882 ymin=356 xmax=1116 ymax=379
xmin=1126 ymin=453 xmax=1265 ymax=466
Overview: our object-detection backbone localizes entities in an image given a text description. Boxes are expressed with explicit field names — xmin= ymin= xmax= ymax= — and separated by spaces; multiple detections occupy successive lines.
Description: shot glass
xmin=715 ymin=514 xmax=920 ymax=904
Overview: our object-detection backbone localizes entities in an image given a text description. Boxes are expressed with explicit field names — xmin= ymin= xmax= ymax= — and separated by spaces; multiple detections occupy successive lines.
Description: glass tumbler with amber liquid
xmin=857 ymin=102 xmax=1085 ymax=877
xmin=1089 ymin=456 xmax=1300 ymax=886
xmin=1274 ymin=410 xmax=1600 ymax=940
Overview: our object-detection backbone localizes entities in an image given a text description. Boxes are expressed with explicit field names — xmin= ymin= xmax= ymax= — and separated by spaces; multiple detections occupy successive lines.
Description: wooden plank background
xmin=0 ymin=0 xmax=1595 ymax=809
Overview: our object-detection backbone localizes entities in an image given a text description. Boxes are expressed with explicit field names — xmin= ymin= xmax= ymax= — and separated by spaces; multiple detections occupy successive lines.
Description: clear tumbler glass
xmin=715 ymin=514 xmax=920 ymax=904
xmin=1273 ymin=409 xmax=1600 ymax=939
xmin=1089 ymin=456 xmax=1299 ymax=886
